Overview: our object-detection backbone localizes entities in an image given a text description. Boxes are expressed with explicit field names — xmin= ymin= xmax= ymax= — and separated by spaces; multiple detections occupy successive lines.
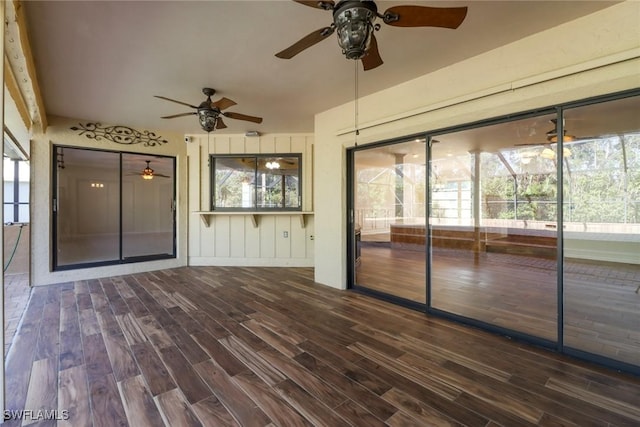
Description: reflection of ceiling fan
xmin=276 ymin=0 xmax=468 ymax=70
xmin=127 ymin=160 xmax=170 ymax=180
xmin=155 ymin=88 xmax=263 ymax=132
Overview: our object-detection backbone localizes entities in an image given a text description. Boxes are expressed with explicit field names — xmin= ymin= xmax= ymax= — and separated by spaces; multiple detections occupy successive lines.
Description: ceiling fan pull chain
xmin=354 ymin=59 xmax=359 ymax=145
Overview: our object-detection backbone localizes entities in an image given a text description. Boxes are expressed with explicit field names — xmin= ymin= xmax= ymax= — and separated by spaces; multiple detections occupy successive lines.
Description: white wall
xmin=187 ymin=133 xmax=314 ymax=267
xmin=314 ymin=1 xmax=640 ymax=289
xmin=31 ymin=115 xmax=187 ymax=285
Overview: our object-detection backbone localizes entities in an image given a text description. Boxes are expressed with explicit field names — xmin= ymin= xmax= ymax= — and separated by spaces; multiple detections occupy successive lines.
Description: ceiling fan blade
xmin=275 ymin=26 xmax=335 ymax=59
xmin=223 ymin=111 xmax=263 ymax=124
xmin=383 ymin=6 xmax=468 ymax=29
xmin=160 ymin=112 xmax=196 ymax=119
xmin=361 ymin=34 xmax=383 ymax=71
xmin=153 ymin=173 xmax=171 ymax=178
xmin=216 ymin=117 xmax=228 ymax=129
xmin=293 ymin=0 xmax=334 ymax=10
xmin=211 ymin=97 xmax=237 ymax=111
xmin=154 ymin=95 xmax=198 ymax=109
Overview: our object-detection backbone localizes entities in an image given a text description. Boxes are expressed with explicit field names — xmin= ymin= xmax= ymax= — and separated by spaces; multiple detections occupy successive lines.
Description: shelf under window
xmin=193 ymin=211 xmax=313 ymax=228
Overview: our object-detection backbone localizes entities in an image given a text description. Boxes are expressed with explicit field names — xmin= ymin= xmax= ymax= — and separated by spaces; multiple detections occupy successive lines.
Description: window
xmin=53 ymin=146 xmax=176 ymax=270
xmin=211 ymin=154 xmax=301 ymax=210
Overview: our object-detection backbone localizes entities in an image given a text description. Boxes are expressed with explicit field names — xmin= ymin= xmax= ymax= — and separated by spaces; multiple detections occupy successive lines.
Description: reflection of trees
xmin=482 ymin=134 xmax=640 ymax=223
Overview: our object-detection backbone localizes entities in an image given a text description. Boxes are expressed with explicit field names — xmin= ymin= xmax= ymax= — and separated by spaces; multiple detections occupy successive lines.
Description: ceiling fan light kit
xmin=142 ymin=160 xmax=155 ymax=180
xmin=334 ymin=1 xmax=377 ymax=60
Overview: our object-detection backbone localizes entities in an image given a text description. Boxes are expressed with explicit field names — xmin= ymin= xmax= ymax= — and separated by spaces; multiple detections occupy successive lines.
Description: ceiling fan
xmin=155 ymin=88 xmax=263 ymax=132
xmin=275 ymin=0 xmax=468 ymax=70
xmin=127 ymin=160 xmax=170 ymax=180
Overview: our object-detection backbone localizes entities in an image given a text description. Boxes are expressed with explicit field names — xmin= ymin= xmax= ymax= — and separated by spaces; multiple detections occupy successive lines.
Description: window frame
xmin=210 ymin=153 xmax=302 ymax=212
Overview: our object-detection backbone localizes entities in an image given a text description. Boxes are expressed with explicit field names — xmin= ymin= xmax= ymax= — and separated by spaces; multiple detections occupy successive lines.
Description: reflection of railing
xmin=484 ymin=198 xmax=640 ymax=223
xmin=356 ymin=209 xmax=394 ymax=230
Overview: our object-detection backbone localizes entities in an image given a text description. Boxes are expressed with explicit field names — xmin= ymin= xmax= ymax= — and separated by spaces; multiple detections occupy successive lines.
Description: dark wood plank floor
xmin=4 ymin=267 xmax=640 ymax=426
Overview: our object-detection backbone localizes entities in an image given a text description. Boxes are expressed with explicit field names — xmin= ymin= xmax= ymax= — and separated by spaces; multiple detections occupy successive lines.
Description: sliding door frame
xmin=52 ymin=145 xmax=177 ymax=271
xmin=346 ymin=88 xmax=640 ymax=376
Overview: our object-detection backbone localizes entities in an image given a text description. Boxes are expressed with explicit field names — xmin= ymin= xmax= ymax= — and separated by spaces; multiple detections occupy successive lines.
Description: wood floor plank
xmin=219 ymin=335 xmax=286 ymax=386
xmin=333 ymin=399 xmax=389 ymax=427
xmin=82 ymin=333 xmax=113 ymax=382
xmin=293 ymin=351 xmax=398 ymax=421
xmin=191 ymin=330 xmax=249 ymax=376
xmin=58 ymin=365 xmax=91 ymax=427
xmin=102 ymin=333 xmax=140 ymax=382
xmin=259 ymin=347 xmax=348 ymax=409
xmin=138 ymin=314 xmax=173 ymax=349
xmin=382 ymin=387 xmax=464 ymax=427
xmin=273 ymin=379 xmax=349 ymax=427
xmin=232 ymin=371 xmax=313 ymax=427
xmin=117 ymin=375 xmax=165 ymax=427
xmin=164 ymin=323 xmax=209 ymax=364
xmin=155 ymin=388 xmax=203 ymax=427
xmin=5 ymin=330 xmax=39 ymax=411
xmin=194 ymin=359 xmax=271 ymax=427
xmin=22 ymin=358 xmax=58 ymax=426
xmin=87 ymin=374 xmax=128 ymax=427
xmin=130 ymin=341 xmax=177 ymax=397
xmin=115 ymin=313 xmax=148 ymax=346
xmin=159 ymin=345 xmax=212 ymax=404
xmin=242 ymin=318 xmax=302 ymax=358
xmin=191 ymin=396 xmax=240 ymax=427
xmin=35 ymin=301 xmax=61 ymax=360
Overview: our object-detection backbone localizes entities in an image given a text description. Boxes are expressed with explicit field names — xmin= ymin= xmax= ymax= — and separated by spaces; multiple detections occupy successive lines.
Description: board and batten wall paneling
xmin=187 ymin=133 xmax=314 ymax=267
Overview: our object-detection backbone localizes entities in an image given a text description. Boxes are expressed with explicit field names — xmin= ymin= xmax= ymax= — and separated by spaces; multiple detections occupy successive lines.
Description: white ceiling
xmin=24 ymin=1 xmax=619 ymax=135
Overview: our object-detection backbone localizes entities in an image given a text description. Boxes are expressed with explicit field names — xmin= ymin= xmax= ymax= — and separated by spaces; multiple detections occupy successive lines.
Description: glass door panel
xmin=122 ymin=154 xmax=175 ymax=259
xmin=55 ymin=147 xmax=120 ymax=266
xmin=352 ymin=139 xmax=427 ymax=304
xmin=562 ymin=95 xmax=640 ymax=366
xmin=430 ymin=114 xmax=558 ymax=341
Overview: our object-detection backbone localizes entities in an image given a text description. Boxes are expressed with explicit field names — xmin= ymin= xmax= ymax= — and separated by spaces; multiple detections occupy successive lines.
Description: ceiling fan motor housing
xmin=334 ymin=1 xmax=377 ymax=60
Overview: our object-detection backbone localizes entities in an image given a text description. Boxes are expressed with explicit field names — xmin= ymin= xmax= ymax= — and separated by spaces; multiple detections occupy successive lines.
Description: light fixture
xmin=142 ymin=160 xmax=155 ymax=180
xmin=198 ymin=109 xmax=218 ymax=133
xmin=334 ymin=1 xmax=378 ymax=60
xmin=546 ymin=118 xmax=576 ymax=143
xmin=540 ymin=147 xmax=572 ymax=160
xmin=197 ymin=87 xmax=221 ymax=133
xmin=540 ymin=148 xmax=555 ymax=160
xmin=266 ymin=161 xmax=280 ymax=170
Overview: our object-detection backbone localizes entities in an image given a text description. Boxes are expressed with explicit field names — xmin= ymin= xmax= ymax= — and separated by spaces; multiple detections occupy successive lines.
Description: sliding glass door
xmin=350 ymin=139 xmax=427 ymax=304
xmin=347 ymin=90 xmax=640 ymax=373
xmin=562 ymin=95 xmax=640 ymax=367
xmin=122 ymin=153 xmax=175 ymax=259
xmin=429 ymin=114 xmax=559 ymax=341
xmin=54 ymin=146 xmax=175 ymax=269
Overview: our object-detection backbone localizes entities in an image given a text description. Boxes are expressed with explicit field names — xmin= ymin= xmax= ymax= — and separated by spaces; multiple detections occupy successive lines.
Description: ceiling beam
xmin=4 ymin=0 xmax=47 ymax=132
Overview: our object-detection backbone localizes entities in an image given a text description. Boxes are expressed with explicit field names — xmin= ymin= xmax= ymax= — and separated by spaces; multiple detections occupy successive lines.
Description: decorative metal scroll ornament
xmin=70 ymin=122 xmax=168 ymax=147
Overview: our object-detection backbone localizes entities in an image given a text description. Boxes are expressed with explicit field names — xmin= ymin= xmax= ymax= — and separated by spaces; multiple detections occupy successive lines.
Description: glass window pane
xmin=55 ymin=147 xmax=120 ymax=266
xmin=214 ymin=157 xmax=255 ymax=209
xmin=256 ymin=157 xmax=300 ymax=209
xmin=563 ymin=95 xmax=640 ymax=366
xmin=213 ymin=155 xmax=301 ymax=210
xmin=353 ymin=139 xmax=427 ymax=304
xmin=430 ymin=114 xmax=558 ymax=341
xmin=122 ymin=154 xmax=175 ymax=259
xmin=18 ymin=161 xmax=30 ymax=203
